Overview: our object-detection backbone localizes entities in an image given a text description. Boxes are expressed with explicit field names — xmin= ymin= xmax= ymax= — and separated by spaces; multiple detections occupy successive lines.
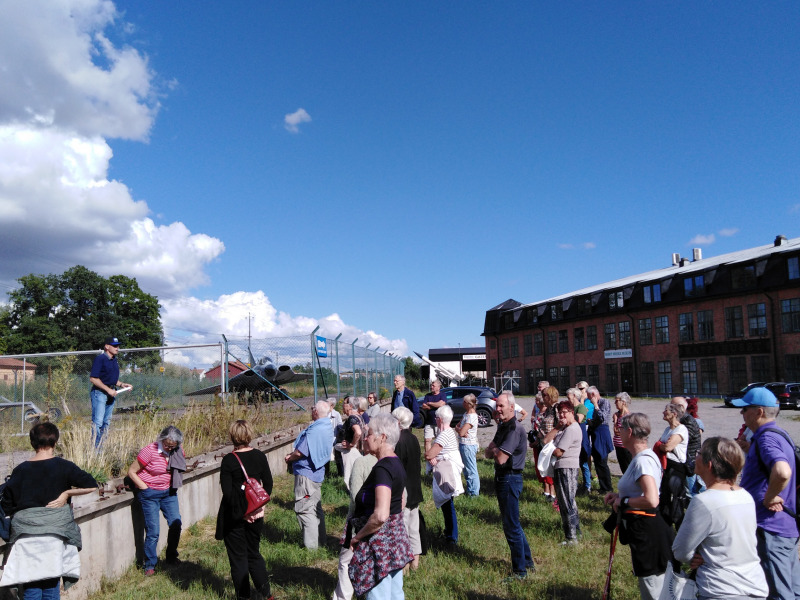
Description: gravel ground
xmin=475 ymin=395 xmax=800 ymax=476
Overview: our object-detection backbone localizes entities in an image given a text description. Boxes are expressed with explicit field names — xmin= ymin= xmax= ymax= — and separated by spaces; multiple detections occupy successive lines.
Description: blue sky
xmin=0 ymin=1 xmax=798 ymax=367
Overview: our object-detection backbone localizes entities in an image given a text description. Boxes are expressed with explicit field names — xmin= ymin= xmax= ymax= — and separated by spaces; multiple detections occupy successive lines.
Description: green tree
xmin=3 ymin=267 xmax=163 ymax=362
xmin=403 ymin=356 xmax=420 ymax=381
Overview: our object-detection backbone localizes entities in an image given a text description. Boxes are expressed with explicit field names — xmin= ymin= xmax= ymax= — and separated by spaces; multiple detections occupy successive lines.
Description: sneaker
xmin=502 ymin=573 xmax=527 ymax=583
xmin=552 ymin=499 xmax=560 ymax=511
xmin=144 ymin=569 xmax=155 ymax=577
xmin=527 ymin=563 xmax=536 ymax=573
xmin=559 ymin=539 xmax=579 ymax=547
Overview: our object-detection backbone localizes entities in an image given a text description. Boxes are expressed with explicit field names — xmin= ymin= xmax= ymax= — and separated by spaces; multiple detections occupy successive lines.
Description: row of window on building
xmin=496 ymin=300 xmax=800 ymax=359
xmin=496 ymin=354 xmax=800 ymax=398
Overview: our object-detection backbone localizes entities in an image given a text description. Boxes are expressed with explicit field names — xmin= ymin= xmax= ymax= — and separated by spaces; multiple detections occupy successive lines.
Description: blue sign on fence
xmin=316 ymin=335 xmax=327 ymax=358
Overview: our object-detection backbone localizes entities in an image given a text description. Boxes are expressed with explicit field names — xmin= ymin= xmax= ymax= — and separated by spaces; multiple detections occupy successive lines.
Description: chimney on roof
xmin=671 ymin=253 xmax=680 ymax=266
xmin=775 ymin=235 xmax=788 ymax=247
xmin=679 ymin=257 xmax=690 ymax=267
xmin=692 ymin=248 xmax=702 ymax=261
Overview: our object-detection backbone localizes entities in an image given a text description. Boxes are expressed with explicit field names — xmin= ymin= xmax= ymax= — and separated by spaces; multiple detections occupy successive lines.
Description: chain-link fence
xmin=223 ymin=333 xmax=404 ymax=405
xmin=0 ymin=334 xmax=404 ymax=432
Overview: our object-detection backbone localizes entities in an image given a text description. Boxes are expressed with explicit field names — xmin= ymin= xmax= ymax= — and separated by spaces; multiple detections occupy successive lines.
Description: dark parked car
xmin=724 ymin=382 xmax=768 ymax=407
xmin=438 ymin=386 xmax=499 ymax=427
xmin=765 ymin=383 xmax=800 ymax=410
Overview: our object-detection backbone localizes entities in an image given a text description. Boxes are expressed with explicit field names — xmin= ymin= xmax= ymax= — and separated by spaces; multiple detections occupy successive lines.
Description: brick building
xmin=482 ymin=235 xmax=800 ymax=397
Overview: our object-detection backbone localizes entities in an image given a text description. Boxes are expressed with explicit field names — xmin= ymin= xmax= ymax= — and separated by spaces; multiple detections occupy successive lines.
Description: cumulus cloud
xmin=689 ymin=234 xmax=715 ymax=245
xmin=284 ymin=108 xmax=312 ymax=133
xmin=718 ymin=228 xmax=739 ymax=237
xmin=0 ymin=1 xmax=224 ymax=297
xmin=161 ymin=291 xmax=408 ymax=367
xmin=582 ymin=242 xmax=596 ymax=249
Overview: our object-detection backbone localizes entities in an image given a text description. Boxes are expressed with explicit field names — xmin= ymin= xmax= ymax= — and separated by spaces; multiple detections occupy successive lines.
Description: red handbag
xmin=232 ymin=452 xmax=270 ymax=517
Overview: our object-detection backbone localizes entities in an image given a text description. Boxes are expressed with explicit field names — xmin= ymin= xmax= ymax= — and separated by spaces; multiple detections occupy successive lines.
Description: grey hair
xmin=327 ymin=397 xmax=338 ymax=406
xmin=392 ymin=406 xmax=413 ymax=430
xmin=369 ymin=413 xmax=400 ymax=448
xmin=764 ymin=406 xmax=780 ymax=419
xmin=587 ymin=386 xmax=599 ymax=396
xmin=671 ymin=396 xmax=688 ymax=409
xmin=157 ymin=425 xmax=183 ymax=446
xmin=623 ymin=413 xmax=651 ymax=440
xmin=435 ymin=404 xmax=454 ymax=426
xmin=664 ymin=403 xmax=685 ymax=419
xmin=314 ymin=400 xmax=330 ymax=418
xmin=395 ymin=374 xmax=406 ymax=384
xmin=504 ymin=391 xmax=516 ymax=403
xmin=353 ymin=396 xmax=369 ymax=412
xmin=615 ymin=392 xmax=631 ymax=406
xmin=539 ymin=381 xmax=550 ymax=388
xmin=566 ymin=387 xmax=580 ymax=400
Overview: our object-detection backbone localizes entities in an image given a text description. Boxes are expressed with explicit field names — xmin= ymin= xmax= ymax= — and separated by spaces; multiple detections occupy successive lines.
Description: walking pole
xmin=602 ymin=510 xmax=621 ymax=600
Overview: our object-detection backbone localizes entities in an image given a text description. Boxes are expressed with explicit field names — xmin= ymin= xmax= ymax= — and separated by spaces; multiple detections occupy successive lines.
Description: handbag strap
xmin=231 ymin=451 xmax=251 ymax=480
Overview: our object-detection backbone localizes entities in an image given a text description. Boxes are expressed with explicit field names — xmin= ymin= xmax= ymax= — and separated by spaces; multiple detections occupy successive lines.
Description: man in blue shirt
xmin=392 ymin=375 xmax=421 ymax=428
xmin=89 ymin=336 xmax=132 ymax=447
xmin=285 ymin=401 xmax=334 ymax=549
xmin=734 ymin=387 xmax=800 ymax=600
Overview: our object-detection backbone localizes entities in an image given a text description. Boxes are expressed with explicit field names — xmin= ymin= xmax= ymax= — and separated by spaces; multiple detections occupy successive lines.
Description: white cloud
xmin=689 ymin=234 xmax=715 ymax=245
xmin=558 ymin=243 xmax=574 ymax=249
xmin=718 ymin=228 xmax=739 ymax=237
xmin=161 ymin=291 xmax=408 ymax=367
xmin=0 ymin=1 xmax=223 ymax=297
xmin=284 ymin=108 xmax=312 ymax=133
xmin=582 ymin=242 xmax=596 ymax=249
xmin=789 ymin=204 xmax=800 ymax=214
xmin=0 ymin=0 xmax=158 ymax=140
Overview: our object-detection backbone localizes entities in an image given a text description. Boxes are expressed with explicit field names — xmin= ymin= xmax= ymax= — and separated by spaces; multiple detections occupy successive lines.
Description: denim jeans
xmin=22 ymin=579 xmax=60 ymax=600
xmin=90 ymin=389 xmax=116 ymax=447
xmin=579 ymin=451 xmax=591 ymax=491
xmin=459 ymin=444 xmax=480 ymax=496
xmin=138 ymin=487 xmax=182 ymax=570
xmin=366 ymin=568 xmax=403 ymax=600
xmin=441 ymin=497 xmax=458 ymax=543
xmin=495 ymin=472 xmax=533 ymax=576
xmin=756 ymin=527 xmax=800 ymax=600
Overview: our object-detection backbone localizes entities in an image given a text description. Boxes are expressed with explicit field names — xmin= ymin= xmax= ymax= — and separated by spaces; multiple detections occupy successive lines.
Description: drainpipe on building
xmin=763 ymin=291 xmax=780 ymax=380
xmin=627 ymin=313 xmax=638 ymax=395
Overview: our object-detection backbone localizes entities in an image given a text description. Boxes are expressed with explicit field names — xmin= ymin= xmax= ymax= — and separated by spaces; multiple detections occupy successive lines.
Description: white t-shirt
xmin=617 ymin=449 xmax=663 ymax=499
xmin=659 ymin=424 xmax=688 ymax=463
xmin=672 ymin=488 xmax=768 ymax=598
xmin=458 ymin=412 xmax=478 ymax=446
xmin=434 ymin=428 xmax=460 ymax=461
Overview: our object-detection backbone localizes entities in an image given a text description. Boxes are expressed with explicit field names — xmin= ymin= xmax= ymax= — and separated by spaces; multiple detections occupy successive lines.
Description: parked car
xmin=724 ymin=382 xmax=768 ymax=407
xmin=765 ymin=382 xmax=800 ymax=410
xmin=437 ymin=386 xmax=499 ymax=427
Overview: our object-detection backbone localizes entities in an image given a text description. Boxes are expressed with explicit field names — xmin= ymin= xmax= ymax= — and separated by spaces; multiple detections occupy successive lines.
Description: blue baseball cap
xmin=731 ymin=387 xmax=777 ymax=408
xmin=104 ymin=336 xmax=120 ymax=346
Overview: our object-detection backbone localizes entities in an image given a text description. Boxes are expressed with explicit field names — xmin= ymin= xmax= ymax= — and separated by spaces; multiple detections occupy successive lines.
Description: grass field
xmin=87 ymin=441 xmax=641 ymax=600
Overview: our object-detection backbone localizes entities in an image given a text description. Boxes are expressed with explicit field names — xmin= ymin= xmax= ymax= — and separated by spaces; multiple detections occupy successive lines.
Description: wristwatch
xmin=622 ymin=497 xmax=630 ymax=507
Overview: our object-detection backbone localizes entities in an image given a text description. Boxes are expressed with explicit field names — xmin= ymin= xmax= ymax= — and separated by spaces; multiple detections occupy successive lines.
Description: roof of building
xmin=514 ymin=235 xmax=800 ymax=311
xmin=429 ymin=347 xmax=485 ymax=355
xmin=0 ymin=358 xmax=37 ymax=369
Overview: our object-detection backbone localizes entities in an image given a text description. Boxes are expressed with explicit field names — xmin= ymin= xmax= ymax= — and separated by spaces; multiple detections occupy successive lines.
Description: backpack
xmin=0 ymin=476 xmax=11 ymax=542
xmin=753 ymin=426 xmax=800 ymax=522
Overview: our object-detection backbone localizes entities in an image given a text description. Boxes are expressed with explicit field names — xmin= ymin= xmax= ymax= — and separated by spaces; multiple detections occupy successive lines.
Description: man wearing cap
xmin=733 ymin=387 xmax=800 ymax=600
xmin=89 ymin=336 xmax=133 ymax=447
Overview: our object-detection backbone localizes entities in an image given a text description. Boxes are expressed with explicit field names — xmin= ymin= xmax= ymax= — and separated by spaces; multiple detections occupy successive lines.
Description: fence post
xmin=382 ymin=350 xmax=388 ymax=395
xmin=222 ymin=336 xmax=229 ymax=399
xmin=20 ymin=358 xmax=27 ymax=433
xmin=351 ymin=338 xmax=358 ymax=398
xmin=334 ymin=334 xmax=342 ymax=400
xmin=373 ymin=347 xmax=380 ymax=398
xmin=311 ymin=327 xmax=320 ymax=404
xmin=364 ymin=343 xmax=371 ymax=397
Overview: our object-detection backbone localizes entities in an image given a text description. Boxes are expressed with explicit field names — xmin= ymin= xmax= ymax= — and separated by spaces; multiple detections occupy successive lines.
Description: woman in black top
xmin=392 ymin=405 xmax=424 ymax=570
xmin=346 ymin=413 xmax=412 ymax=598
xmin=215 ymin=420 xmax=274 ymax=600
xmin=1 ymin=422 xmax=97 ymax=600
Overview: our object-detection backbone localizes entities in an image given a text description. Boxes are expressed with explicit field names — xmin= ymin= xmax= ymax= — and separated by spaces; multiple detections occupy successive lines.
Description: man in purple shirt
xmin=734 ymin=387 xmax=800 ymax=600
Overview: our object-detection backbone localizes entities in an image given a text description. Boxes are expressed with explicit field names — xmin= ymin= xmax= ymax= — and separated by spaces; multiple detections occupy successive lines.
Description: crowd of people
xmin=2 ymin=377 xmax=798 ymax=600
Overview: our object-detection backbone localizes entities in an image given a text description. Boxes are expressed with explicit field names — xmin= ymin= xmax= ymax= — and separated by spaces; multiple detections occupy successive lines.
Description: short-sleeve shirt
xmin=659 ymin=424 xmax=688 ymax=463
xmin=493 ymin=418 xmax=527 ymax=473
xmin=740 ymin=424 xmax=799 ymax=537
xmin=354 ymin=456 xmax=406 ymax=517
xmin=434 ymin=428 xmax=460 ymax=461
xmin=583 ymin=398 xmax=595 ymax=419
xmin=90 ymin=352 xmax=119 ymax=393
xmin=574 ymin=403 xmax=588 ymax=422
xmin=459 ymin=413 xmax=478 ymax=446
xmin=617 ymin=449 xmax=663 ymax=499
xmin=137 ymin=442 xmax=184 ymax=490
xmin=554 ymin=422 xmax=582 ymax=469
xmin=292 ymin=436 xmax=325 ymax=483
xmin=343 ymin=414 xmax=364 ymax=444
